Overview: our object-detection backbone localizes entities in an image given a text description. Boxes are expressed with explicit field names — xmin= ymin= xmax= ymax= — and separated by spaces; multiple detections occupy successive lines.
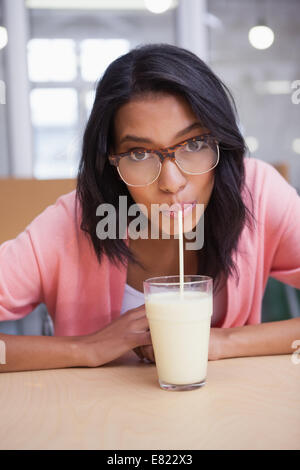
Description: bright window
xmin=85 ymin=89 xmax=96 ymax=115
xmin=33 ymin=128 xmax=79 ymax=179
xmin=30 ymin=88 xmax=78 ymax=127
xmin=80 ymin=39 xmax=130 ymax=82
xmin=30 ymin=88 xmax=79 ymax=178
xmin=28 ymin=38 xmax=130 ymax=179
xmin=28 ymin=39 xmax=77 ymax=82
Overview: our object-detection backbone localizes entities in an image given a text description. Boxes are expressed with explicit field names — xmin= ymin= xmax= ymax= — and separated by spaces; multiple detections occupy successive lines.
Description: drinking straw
xmin=178 ymin=209 xmax=184 ymax=299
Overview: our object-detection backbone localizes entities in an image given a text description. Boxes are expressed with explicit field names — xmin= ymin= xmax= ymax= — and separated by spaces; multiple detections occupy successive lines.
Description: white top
xmin=120 ymin=282 xmax=227 ymax=327
xmin=120 ymin=283 xmax=145 ymax=315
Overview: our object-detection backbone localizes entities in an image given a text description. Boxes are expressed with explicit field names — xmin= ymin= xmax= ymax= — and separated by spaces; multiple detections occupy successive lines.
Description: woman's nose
xmin=157 ymin=158 xmax=187 ymax=194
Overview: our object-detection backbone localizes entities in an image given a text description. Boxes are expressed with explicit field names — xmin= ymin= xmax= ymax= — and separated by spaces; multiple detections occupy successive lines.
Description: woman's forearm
xmin=0 ymin=306 xmax=152 ymax=372
xmin=0 ymin=333 xmax=88 ymax=372
xmin=222 ymin=317 xmax=300 ymax=359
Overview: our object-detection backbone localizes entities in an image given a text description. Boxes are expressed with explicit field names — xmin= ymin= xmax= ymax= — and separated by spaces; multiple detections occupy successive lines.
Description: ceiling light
xmin=0 ymin=26 xmax=8 ymax=50
xmin=254 ymin=80 xmax=291 ymax=95
xmin=292 ymin=138 xmax=300 ymax=154
xmin=26 ymin=0 xmax=177 ymax=9
xmin=144 ymin=0 xmax=172 ymax=14
xmin=248 ymin=24 xmax=274 ymax=50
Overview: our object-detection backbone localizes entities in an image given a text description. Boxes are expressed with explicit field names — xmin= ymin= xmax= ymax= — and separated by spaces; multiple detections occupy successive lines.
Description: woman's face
xmin=113 ymin=93 xmax=216 ymax=236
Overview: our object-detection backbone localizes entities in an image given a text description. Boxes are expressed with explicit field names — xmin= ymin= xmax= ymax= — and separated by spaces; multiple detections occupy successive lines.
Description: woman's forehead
xmin=113 ymin=93 xmax=202 ymax=143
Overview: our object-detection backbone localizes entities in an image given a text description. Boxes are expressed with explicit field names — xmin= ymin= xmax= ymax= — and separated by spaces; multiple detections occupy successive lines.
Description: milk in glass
xmin=146 ymin=290 xmax=212 ymax=385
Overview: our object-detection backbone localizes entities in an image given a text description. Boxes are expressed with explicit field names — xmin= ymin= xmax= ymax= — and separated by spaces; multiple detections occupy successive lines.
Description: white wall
xmin=0 ymin=1 xmax=300 ymax=186
xmin=208 ymin=0 xmax=300 ymax=190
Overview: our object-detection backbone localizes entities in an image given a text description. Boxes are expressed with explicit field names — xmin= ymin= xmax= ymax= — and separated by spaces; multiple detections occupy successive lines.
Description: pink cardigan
xmin=0 ymin=158 xmax=299 ymax=336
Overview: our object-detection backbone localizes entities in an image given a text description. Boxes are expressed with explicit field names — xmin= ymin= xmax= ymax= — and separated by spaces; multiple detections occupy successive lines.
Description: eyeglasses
xmin=108 ymin=134 xmax=219 ymax=187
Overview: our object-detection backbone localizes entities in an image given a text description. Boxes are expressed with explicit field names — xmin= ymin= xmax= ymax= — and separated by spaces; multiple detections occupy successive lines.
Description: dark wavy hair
xmin=76 ymin=43 xmax=255 ymax=293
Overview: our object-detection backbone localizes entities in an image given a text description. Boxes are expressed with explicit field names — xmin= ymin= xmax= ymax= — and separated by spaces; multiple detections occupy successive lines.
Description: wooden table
xmin=0 ymin=353 xmax=299 ymax=450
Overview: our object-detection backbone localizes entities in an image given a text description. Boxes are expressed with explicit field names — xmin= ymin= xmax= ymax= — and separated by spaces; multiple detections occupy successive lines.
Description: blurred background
xmin=0 ymin=0 xmax=299 ymax=334
xmin=1 ymin=0 xmax=300 ymax=184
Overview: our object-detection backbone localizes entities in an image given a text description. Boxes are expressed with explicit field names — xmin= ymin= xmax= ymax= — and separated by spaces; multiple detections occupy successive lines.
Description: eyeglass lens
xmin=118 ymin=139 xmax=218 ymax=186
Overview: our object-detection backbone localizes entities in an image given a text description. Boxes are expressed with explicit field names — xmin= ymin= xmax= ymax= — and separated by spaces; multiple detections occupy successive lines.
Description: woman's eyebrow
xmin=119 ymin=122 xmax=203 ymax=145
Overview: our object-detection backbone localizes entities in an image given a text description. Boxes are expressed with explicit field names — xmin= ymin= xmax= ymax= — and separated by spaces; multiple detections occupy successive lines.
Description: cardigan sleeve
xmin=0 ymin=193 xmax=76 ymax=322
xmin=267 ymin=170 xmax=300 ymax=289
xmin=0 ymin=229 xmax=44 ymax=321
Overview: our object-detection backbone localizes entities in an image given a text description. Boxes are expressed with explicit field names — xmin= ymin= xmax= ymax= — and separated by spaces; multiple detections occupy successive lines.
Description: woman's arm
xmin=0 ymin=306 xmax=152 ymax=372
xmin=0 ymin=333 xmax=88 ymax=372
xmin=209 ymin=166 xmax=300 ymax=361
xmin=210 ymin=317 xmax=300 ymax=360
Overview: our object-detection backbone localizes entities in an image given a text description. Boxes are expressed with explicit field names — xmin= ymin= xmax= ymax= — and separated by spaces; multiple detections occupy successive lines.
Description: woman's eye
xmin=130 ymin=152 xmax=149 ymax=161
xmin=185 ymin=140 xmax=203 ymax=152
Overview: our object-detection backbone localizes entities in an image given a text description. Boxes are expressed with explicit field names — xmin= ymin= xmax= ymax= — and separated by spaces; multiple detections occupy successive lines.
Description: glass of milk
xmin=143 ymin=275 xmax=213 ymax=391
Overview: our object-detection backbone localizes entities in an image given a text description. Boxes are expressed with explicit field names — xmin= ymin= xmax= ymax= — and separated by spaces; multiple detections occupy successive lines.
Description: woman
xmin=0 ymin=43 xmax=299 ymax=372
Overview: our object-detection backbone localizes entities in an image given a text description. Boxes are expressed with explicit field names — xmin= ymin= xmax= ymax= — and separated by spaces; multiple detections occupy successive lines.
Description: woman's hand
xmin=133 ymin=345 xmax=155 ymax=363
xmin=133 ymin=327 xmax=226 ymax=363
xmin=80 ymin=305 xmax=152 ymax=367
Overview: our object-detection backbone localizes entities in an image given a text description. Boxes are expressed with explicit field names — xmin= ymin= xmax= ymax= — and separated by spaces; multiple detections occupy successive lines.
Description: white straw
xmin=178 ymin=209 xmax=184 ymax=299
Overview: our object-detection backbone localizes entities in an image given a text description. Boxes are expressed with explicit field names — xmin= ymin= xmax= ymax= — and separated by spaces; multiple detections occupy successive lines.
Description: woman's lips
xmin=160 ymin=201 xmax=197 ymax=218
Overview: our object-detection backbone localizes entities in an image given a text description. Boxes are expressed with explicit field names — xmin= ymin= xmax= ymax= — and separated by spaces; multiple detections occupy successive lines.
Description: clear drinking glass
xmin=143 ymin=275 xmax=213 ymax=391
